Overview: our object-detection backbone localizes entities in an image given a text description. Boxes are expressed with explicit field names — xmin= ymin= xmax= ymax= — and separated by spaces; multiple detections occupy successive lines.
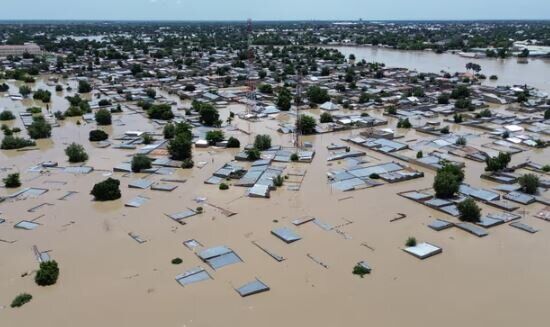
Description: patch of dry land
xmin=1 ymin=76 xmax=549 ymax=327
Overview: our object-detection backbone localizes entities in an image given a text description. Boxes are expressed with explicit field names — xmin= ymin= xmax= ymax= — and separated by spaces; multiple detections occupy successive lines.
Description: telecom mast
xmin=294 ymin=72 xmax=302 ymax=148
xmin=245 ymin=18 xmax=256 ymax=137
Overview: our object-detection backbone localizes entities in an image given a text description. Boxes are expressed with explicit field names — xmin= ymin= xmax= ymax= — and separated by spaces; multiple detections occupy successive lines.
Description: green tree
xmin=131 ymin=154 xmax=152 ymax=172
xmin=276 ymin=88 xmax=292 ymax=111
xmin=168 ymin=133 xmax=193 ymax=161
xmin=11 ymin=293 xmax=32 ymax=308
xmin=78 ymin=80 xmax=92 ymax=93
xmin=227 ymin=137 xmax=240 ymax=148
xmin=306 ymin=85 xmax=330 ymax=104
xmin=433 ymin=163 xmax=464 ymax=199
xmin=0 ymin=110 xmax=15 ymax=121
xmin=95 ymin=108 xmax=112 ymax=125
xmin=3 ymin=173 xmax=21 ymax=188
xmin=518 ymin=174 xmax=540 ymax=195
xmin=457 ymin=198 xmax=481 ymax=222
xmin=27 ymin=116 xmax=52 ymax=139
xmin=320 ymin=112 xmax=333 ymax=123
xmin=296 ymin=114 xmax=317 ymax=135
xmin=35 ymin=260 xmax=59 ymax=286
xmin=65 ymin=143 xmax=88 ymax=163
xmin=89 ymin=129 xmax=108 ymax=142
xmin=485 ymin=152 xmax=511 ymax=172
xmin=148 ymin=104 xmax=174 ymax=120
xmin=19 ymin=85 xmax=31 ymax=97
xmin=91 ymin=178 xmax=121 ymax=201
xmin=254 ymin=134 xmax=272 ymax=151
xmin=206 ymin=130 xmax=225 ymax=145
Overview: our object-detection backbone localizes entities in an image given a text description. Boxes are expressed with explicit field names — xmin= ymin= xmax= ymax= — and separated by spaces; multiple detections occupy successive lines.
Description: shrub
xmin=171 ymin=258 xmax=183 ymax=265
xmin=485 ymin=152 xmax=511 ymax=172
xmin=405 ymin=237 xmax=417 ymax=247
xmin=219 ymin=183 xmax=229 ymax=190
xmin=54 ymin=111 xmax=65 ymax=120
xmin=206 ymin=130 xmax=225 ymax=145
xmin=163 ymin=123 xmax=175 ymax=139
xmin=437 ymin=94 xmax=450 ymax=104
xmin=254 ymin=134 xmax=272 ymax=151
xmin=454 ymin=113 xmax=464 ymax=123
xmin=168 ymin=133 xmax=193 ymax=161
xmin=518 ymin=174 xmax=540 ymax=195
xmin=11 ymin=293 xmax=32 ymax=308
xmin=457 ymin=198 xmax=481 ymax=222
xmin=33 ymin=89 xmax=51 ymax=103
xmin=455 ymin=136 xmax=467 ymax=146
xmin=542 ymin=165 xmax=550 ymax=173
xmin=0 ymin=110 xmax=15 ymax=121
xmin=352 ymin=264 xmax=371 ymax=278
xmin=95 ymin=108 xmax=112 ymax=125
xmin=258 ymin=84 xmax=273 ymax=94
xmin=490 ymin=75 xmax=498 ymax=80
xmin=195 ymin=102 xmax=220 ymax=127
xmin=291 ymin=153 xmax=299 ymax=161
xmin=19 ymin=85 xmax=31 ymax=97
xmin=226 ymin=137 xmax=240 ymax=148
xmin=320 ymin=112 xmax=333 ymax=123
xmin=91 ymin=178 xmax=121 ymax=201
xmin=35 ymin=260 xmax=59 ymax=286
xmin=3 ymin=173 xmax=21 ymax=188
xmin=26 ymin=107 xmax=42 ymax=114
xmin=78 ymin=80 xmax=92 ymax=93
xmin=28 ymin=116 xmax=52 ymax=139
xmin=55 ymin=85 xmax=63 ymax=92
xmin=64 ymin=106 xmax=85 ymax=117
xmin=142 ymin=134 xmax=154 ymax=145
xmin=433 ymin=164 xmax=463 ymax=199
xmin=65 ymin=143 xmax=88 ymax=163
xmin=397 ymin=118 xmax=412 ymax=128
xmin=0 ymin=82 xmax=9 ymax=92
xmin=296 ymin=114 xmax=317 ymax=135
xmin=276 ymin=88 xmax=292 ymax=111
xmin=246 ymin=148 xmax=261 ymax=161
xmin=545 ymin=108 xmax=550 ymax=120
xmin=1 ymin=136 xmax=36 ymax=149
xmin=273 ymin=175 xmax=284 ymax=187
xmin=386 ymin=106 xmax=397 ymax=115
xmin=369 ymin=173 xmax=380 ymax=179
xmin=146 ymin=88 xmax=156 ymax=99
xmin=89 ymin=129 xmax=108 ymax=142
xmin=131 ymin=154 xmax=152 ymax=172
xmin=181 ymin=158 xmax=194 ymax=169
xmin=148 ymin=104 xmax=174 ymax=120
xmin=440 ymin=126 xmax=450 ymax=134
xmin=416 ymin=151 xmax=423 ymax=159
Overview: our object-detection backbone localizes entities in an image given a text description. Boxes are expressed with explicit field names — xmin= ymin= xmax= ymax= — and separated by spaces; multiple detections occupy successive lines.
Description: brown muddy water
xmin=331 ymin=45 xmax=550 ymax=93
xmin=0 ymin=77 xmax=549 ymax=327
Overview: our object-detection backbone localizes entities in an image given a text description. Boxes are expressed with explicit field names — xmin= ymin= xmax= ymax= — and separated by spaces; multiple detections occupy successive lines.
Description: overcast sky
xmin=2 ymin=0 xmax=550 ymax=21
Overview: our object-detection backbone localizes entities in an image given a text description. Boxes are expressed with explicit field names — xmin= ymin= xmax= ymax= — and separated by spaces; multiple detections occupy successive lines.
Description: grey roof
xmin=10 ymin=187 xmax=48 ymax=200
xmin=236 ymin=279 xmax=270 ymax=297
xmin=198 ymin=246 xmax=242 ymax=270
xmin=175 ymin=267 xmax=212 ymax=286
xmin=151 ymin=182 xmax=178 ymax=192
xmin=400 ymin=191 xmax=432 ymax=201
xmin=428 ymin=219 xmax=454 ymax=231
xmin=403 ymin=242 xmax=442 ymax=259
xmin=271 ymin=227 xmax=301 ymax=243
xmin=63 ymin=166 xmax=94 ymax=174
xmin=166 ymin=209 xmax=198 ymax=222
xmin=198 ymin=246 xmax=233 ymax=260
xmin=125 ymin=196 xmax=149 ymax=208
xmin=14 ymin=220 xmax=40 ymax=230
xmin=510 ymin=222 xmax=539 ymax=234
xmin=476 ymin=216 xmax=505 ymax=228
xmin=128 ymin=179 xmax=153 ymax=189
xmin=504 ymin=191 xmax=536 ymax=205
xmin=248 ymin=184 xmax=271 ymax=198
xmin=425 ymin=198 xmax=453 ymax=208
xmin=456 ymin=223 xmax=489 ymax=237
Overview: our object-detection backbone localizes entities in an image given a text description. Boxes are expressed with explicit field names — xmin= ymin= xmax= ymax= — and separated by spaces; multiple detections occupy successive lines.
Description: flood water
xmin=330 ymin=45 xmax=550 ymax=93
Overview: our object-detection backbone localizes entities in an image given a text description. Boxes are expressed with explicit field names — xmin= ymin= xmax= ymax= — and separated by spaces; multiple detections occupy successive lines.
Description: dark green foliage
xmin=142 ymin=134 xmax=154 ymax=144
xmin=455 ymin=136 xmax=467 ymax=146
xmin=369 ymin=173 xmax=380 ymax=179
xmin=54 ymin=111 xmax=65 ymax=120
xmin=98 ymin=99 xmax=111 ymax=107
xmin=26 ymin=107 xmax=42 ymax=114
xmin=0 ymin=83 xmax=9 ymax=92
xmin=440 ymin=126 xmax=450 ymax=134
xmin=455 ymin=98 xmax=474 ymax=110
xmin=386 ymin=106 xmax=397 ymax=115
xmin=276 ymin=88 xmax=292 ymax=111
xmin=476 ymin=108 xmax=492 ymax=118
xmin=320 ymin=112 xmax=333 ymax=123
xmin=3 ymin=173 xmax=21 ymax=188
xmin=254 ymin=134 xmax=272 ymax=151
xmin=194 ymin=102 xmax=220 ymax=127
xmin=11 ymin=293 xmax=32 ymax=308
xmin=485 ymin=152 xmax=511 ymax=172
xmin=28 ymin=116 xmax=52 ymax=139
xmin=163 ymin=123 xmax=176 ymax=139
xmin=246 ymin=148 xmax=261 ymax=161
xmin=453 ymin=113 xmax=464 ymax=123
xmin=291 ymin=153 xmax=299 ymax=161
xmin=78 ymin=80 xmax=92 ymax=93
xmin=147 ymin=104 xmax=174 ymax=120
xmin=171 ymin=258 xmax=183 ymax=265
xmin=226 ymin=137 xmax=240 ymax=148
xmin=206 ymin=130 xmax=225 ymax=145
xmin=19 ymin=85 xmax=31 ymax=97
xmin=219 ymin=183 xmax=229 ymax=190
xmin=450 ymin=85 xmax=470 ymax=99
xmin=273 ymin=175 xmax=284 ymax=187
xmin=0 ymin=110 xmax=15 ymax=121
xmin=405 ymin=237 xmax=417 ymax=247
xmin=89 ymin=129 xmax=108 ymax=142
xmin=146 ymin=88 xmax=156 ymax=99
xmin=91 ymin=178 xmax=121 ymax=201
xmin=437 ymin=94 xmax=450 ymax=104
xmin=457 ymin=198 xmax=481 ymax=222
xmin=35 ymin=260 xmax=59 ymax=286
xmin=544 ymin=109 xmax=550 ymax=120
xmin=168 ymin=133 xmax=192 ymax=161
xmin=55 ymin=85 xmax=63 ymax=92
xmin=416 ymin=151 xmax=423 ymax=159
xmin=65 ymin=143 xmax=88 ymax=163
xmin=433 ymin=163 xmax=464 ymax=199
xmin=258 ymin=84 xmax=273 ymax=94
xmin=306 ymin=85 xmax=330 ymax=104
xmin=64 ymin=106 xmax=85 ymax=117
xmin=33 ymin=89 xmax=51 ymax=103
xmin=181 ymin=158 xmax=194 ymax=169
xmin=95 ymin=108 xmax=112 ymax=125
xmin=296 ymin=114 xmax=317 ymax=135
xmin=352 ymin=264 xmax=371 ymax=278
xmin=518 ymin=174 xmax=540 ymax=195
xmin=131 ymin=154 xmax=152 ymax=172
xmin=1 ymin=136 xmax=36 ymax=149
xmin=397 ymin=118 xmax=412 ymax=128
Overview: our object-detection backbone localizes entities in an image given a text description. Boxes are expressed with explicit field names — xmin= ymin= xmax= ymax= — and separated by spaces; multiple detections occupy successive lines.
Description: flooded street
xmin=331 ymin=45 xmax=550 ymax=92
xmin=1 ymin=66 xmax=549 ymax=326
